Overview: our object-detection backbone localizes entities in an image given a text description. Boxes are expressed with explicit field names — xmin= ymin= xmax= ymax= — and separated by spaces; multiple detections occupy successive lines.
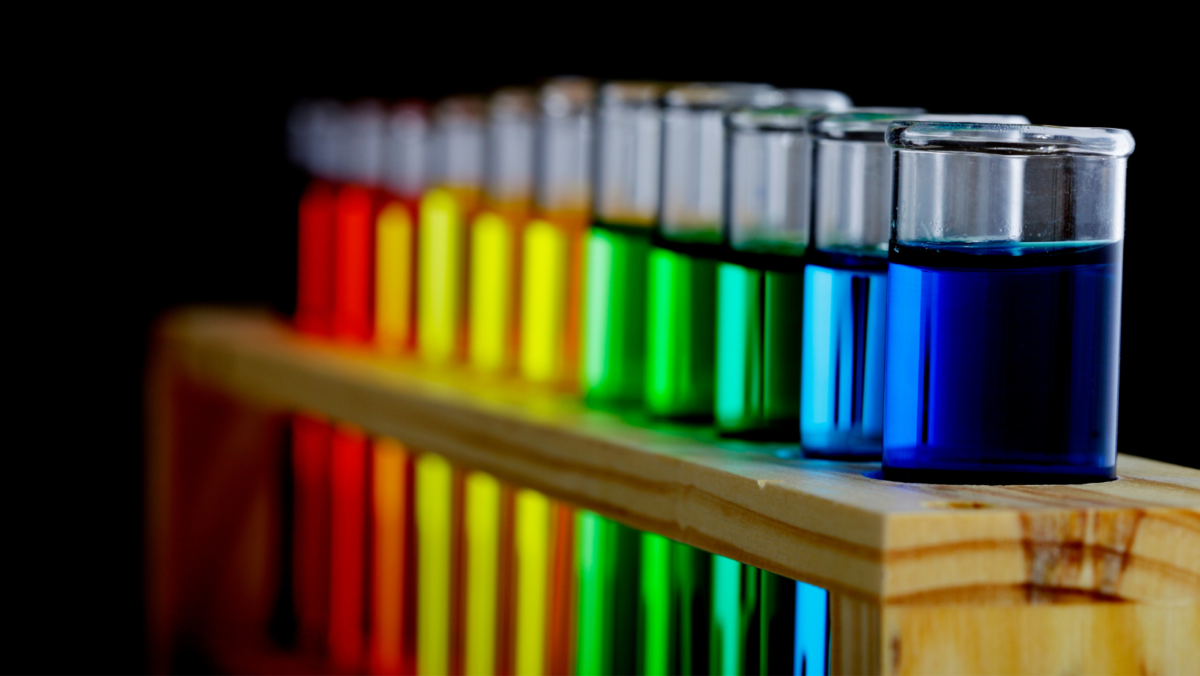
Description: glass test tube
xmin=584 ymin=81 xmax=666 ymax=406
xmin=292 ymin=99 xmax=337 ymax=338
xmin=470 ymin=88 xmax=536 ymax=373
xmin=883 ymin=122 xmax=1134 ymax=483
xmin=520 ymin=77 xmax=595 ymax=387
xmin=646 ymin=82 xmax=776 ymax=418
xmin=463 ymin=88 xmax=536 ymax=676
xmin=801 ymin=108 xmax=924 ymax=459
xmin=374 ymin=102 xmax=427 ymax=355
xmin=578 ymin=82 xmax=664 ymax=676
xmin=419 ymin=95 xmax=485 ymax=363
xmin=333 ymin=101 xmax=385 ymax=344
xmin=717 ymin=94 xmax=850 ymax=440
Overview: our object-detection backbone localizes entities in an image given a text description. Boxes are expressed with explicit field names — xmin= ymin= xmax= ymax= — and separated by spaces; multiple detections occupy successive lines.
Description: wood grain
xmin=156 ymin=308 xmax=1200 ymax=605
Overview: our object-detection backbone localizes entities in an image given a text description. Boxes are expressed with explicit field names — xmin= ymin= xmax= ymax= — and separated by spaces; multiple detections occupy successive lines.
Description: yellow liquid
xmin=520 ymin=214 xmax=586 ymax=386
xmin=375 ymin=203 xmax=414 ymax=354
xmin=418 ymin=189 xmax=464 ymax=363
xmin=514 ymin=489 xmax=550 ymax=676
xmin=470 ymin=211 xmax=515 ymax=372
xmin=416 ymin=453 xmax=453 ymax=676
xmin=465 ymin=472 xmax=501 ymax=676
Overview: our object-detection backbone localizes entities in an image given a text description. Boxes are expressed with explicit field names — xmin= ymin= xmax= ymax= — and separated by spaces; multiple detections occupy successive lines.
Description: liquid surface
xmin=883 ymin=240 xmax=1122 ymax=481
xmin=801 ymin=255 xmax=888 ymax=458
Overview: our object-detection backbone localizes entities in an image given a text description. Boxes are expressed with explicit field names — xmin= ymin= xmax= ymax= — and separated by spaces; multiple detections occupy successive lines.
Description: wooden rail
xmin=152 ymin=308 xmax=1200 ymax=674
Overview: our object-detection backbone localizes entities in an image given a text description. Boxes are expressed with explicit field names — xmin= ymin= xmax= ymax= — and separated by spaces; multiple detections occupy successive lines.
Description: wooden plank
xmin=156 ymin=308 xmax=1200 ymax=604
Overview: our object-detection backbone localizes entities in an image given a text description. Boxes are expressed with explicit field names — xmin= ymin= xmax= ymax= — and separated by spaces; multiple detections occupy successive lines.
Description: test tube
xmin=519 ymin=77 xmax=595 ymax=386
xmin=717 ymin=93 xmax=850 ymax=440
xmin=646 ymin=82 xmax=776 ymax=418
xmin=294 ymin=99 xmax=339 ymax=338
xmin=419 ymin=95 xmax=485 ymax=363
xmin=802 ymin=111 xmax=1029 ymax=460
xmin=468 ymin=88 xmax=536 ymax=373
xmin=577 ymin=81 xmax=666 ymax=676
xmin=374 ymin=101 xmax=427 ymax=355
xmin=883 ymin=122 xmax=1134 ymax=483
xmin=584 ymin=81 xmax=666 ymax=405
xmin=333 ymin=101 xmax=385 ymax=344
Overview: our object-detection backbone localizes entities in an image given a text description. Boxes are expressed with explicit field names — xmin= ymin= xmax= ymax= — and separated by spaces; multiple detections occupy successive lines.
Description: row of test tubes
xmin=285 ymin=79 xmax=1134 ymax=675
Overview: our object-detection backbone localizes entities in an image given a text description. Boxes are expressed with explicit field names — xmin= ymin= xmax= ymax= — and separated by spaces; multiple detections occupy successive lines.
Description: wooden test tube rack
xmin=147 ymin=308 xmax=1200 ymax=675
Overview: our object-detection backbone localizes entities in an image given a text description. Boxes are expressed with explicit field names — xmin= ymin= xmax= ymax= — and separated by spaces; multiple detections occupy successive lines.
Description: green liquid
xmin=715 ymin=261 xmax=803 ymax=437
xmin=584 ymin=223 xmax=652 ymax=405
xmin=576 ymin=512 xmax=640 ymax=676
xmin=645 ymin=245 xmax=717 ymax=418
xmin=710 ymin=556 xmax=761 ymax=675
xmin=639 ymin=534 xmax=711 ymax=675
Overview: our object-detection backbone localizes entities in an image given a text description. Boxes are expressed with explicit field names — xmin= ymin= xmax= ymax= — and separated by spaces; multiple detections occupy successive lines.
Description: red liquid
xmin=297 ymin=181 xmax=336 ymax=337
xmin=334 ymin=185 xmax=377 ymax=343
xmin=329 ymin=426 xmax=370 ymax=671
xmin=291 ymin=414 xmax=332 ymax=656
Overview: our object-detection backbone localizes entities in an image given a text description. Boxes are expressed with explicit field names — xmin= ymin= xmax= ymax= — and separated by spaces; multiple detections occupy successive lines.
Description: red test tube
xmin=333 ymin=102 xmax=386 ymax=344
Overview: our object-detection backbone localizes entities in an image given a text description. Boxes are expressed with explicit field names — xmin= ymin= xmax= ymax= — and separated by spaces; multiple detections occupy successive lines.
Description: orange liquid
xmin=329 ymin=425 xmax=369 ymax=671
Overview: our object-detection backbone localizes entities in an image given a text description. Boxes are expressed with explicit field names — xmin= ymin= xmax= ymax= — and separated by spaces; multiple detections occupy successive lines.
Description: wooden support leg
xmin=828 ymin=592 xmax=1200 ymax=675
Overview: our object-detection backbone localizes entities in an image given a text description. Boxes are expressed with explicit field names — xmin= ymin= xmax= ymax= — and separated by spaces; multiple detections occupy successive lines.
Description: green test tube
xmin=584 ymin=82 xmax=666 ymax=406
xmin=638 ymin=534 xmax=712 ymax=676
xmin=716 ymin=92 xmax=852 ymax=439
xmin=645 ymin=83 xmax=777 ymax=419
xmin=576 ymin=512 xmax=641 ymax=675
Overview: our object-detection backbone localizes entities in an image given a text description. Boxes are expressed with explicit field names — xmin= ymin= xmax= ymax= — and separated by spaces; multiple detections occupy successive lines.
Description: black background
xmin=15 ymin=23 xmax=1187 ymax=674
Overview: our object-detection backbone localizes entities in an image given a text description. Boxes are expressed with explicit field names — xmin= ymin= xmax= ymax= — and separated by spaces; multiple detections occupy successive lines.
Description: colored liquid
xmin=639 ymin=534 xmax=710 ymax=676
xmin=759 ymin=571 xmax=796 ymax=676
xmin=576 ymin=513 xmax=640 ymax=676
xmin=710 ymin=556 xmax=759 ymax=676
xmin=470 ymin=211 xmax=520 ymax=372
xmin=801 ymin=253 xmax=888 ymax=458
xmin=370 ymin=438 xmax=415 ymax=676
xmin=296 ymin=181 xmax=336 ymax=337
xmin=793 ymin=582 xmax=827 ymax=676
xmin=715 ymin=262 xmax=802 ymax=438
xmin=520 ymin=214 xmax=588 ymax=387
xmin=464 ymin=472 xmax=501 ymax=676
xmin=334 ymin=186 xmax=376 ymax=343
xmin=513 ymin=489 xmax=549 ymax=676
xmin=291 ymin=414 xmax=331 ymax=654
xmin=416 ymin=454 xmax=454 ymax=675
xmin=583 ymin=223 xmax=651 ymax=406
xmin=329 ymin=425 xmax=369 ymax=671
xmin=645 ymin=244 xmax=717 ymax=418
xmin=418 ymin=189 xmax=468 ymax=363
xmin=375 ymin=198 xmax=418 ymax=355
xmin=883 ymin=240 xmax=1122 ymax=483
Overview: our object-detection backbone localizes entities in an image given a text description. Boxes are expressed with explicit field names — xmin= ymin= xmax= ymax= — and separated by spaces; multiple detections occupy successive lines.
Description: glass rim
xmin=887 ymin=122 xmax=1135 ymax=157
xmin=728 ymin=105 xmax=828 ymax=131
xmin=662 ymin=82 xmax=775 ymax=110
xmin=810 ymin=108 xmax=927 ymax=138
xmin=489 ymin=87 xmax=537 ymax=116
xmin=599 ymin=81 xmax=669 ymax=106
xmin=539 ymin=77 xmax=596 ymax=117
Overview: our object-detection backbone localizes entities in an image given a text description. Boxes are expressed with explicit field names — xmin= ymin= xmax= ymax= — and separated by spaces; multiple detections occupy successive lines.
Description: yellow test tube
xmin=374 ymin=102 xmax=427 ymax=355
xmin=419 ymin=96 xmax=484 ymax=363
xmin=519 ymin=77 xmax=596 ymax=389
xmin=415 ymin=453 xmax=454 ymax=676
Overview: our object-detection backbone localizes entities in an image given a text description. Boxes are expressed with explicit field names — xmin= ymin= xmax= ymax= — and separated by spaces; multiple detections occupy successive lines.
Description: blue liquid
xmin=883 ymin=240 xmax=1122 ymax=483
xmin=793 ymin=582 xmax=827 ymax=676
xmin=800 ymin=253 xmax=888 ymax=459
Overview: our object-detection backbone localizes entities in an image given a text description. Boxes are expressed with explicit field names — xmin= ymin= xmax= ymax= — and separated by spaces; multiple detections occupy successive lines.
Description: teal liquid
xmin=715 ymin=260 xmax=803 ymax=438
xmin=710 ymin=556 xmax=761 ymax=675
xmin=584 ymin=223 xmax=652 ymax=406
xmin=800 ymin=256 xmax=887 ymax=458
xmin=645 ymin=243 xmax=717 ymax=419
